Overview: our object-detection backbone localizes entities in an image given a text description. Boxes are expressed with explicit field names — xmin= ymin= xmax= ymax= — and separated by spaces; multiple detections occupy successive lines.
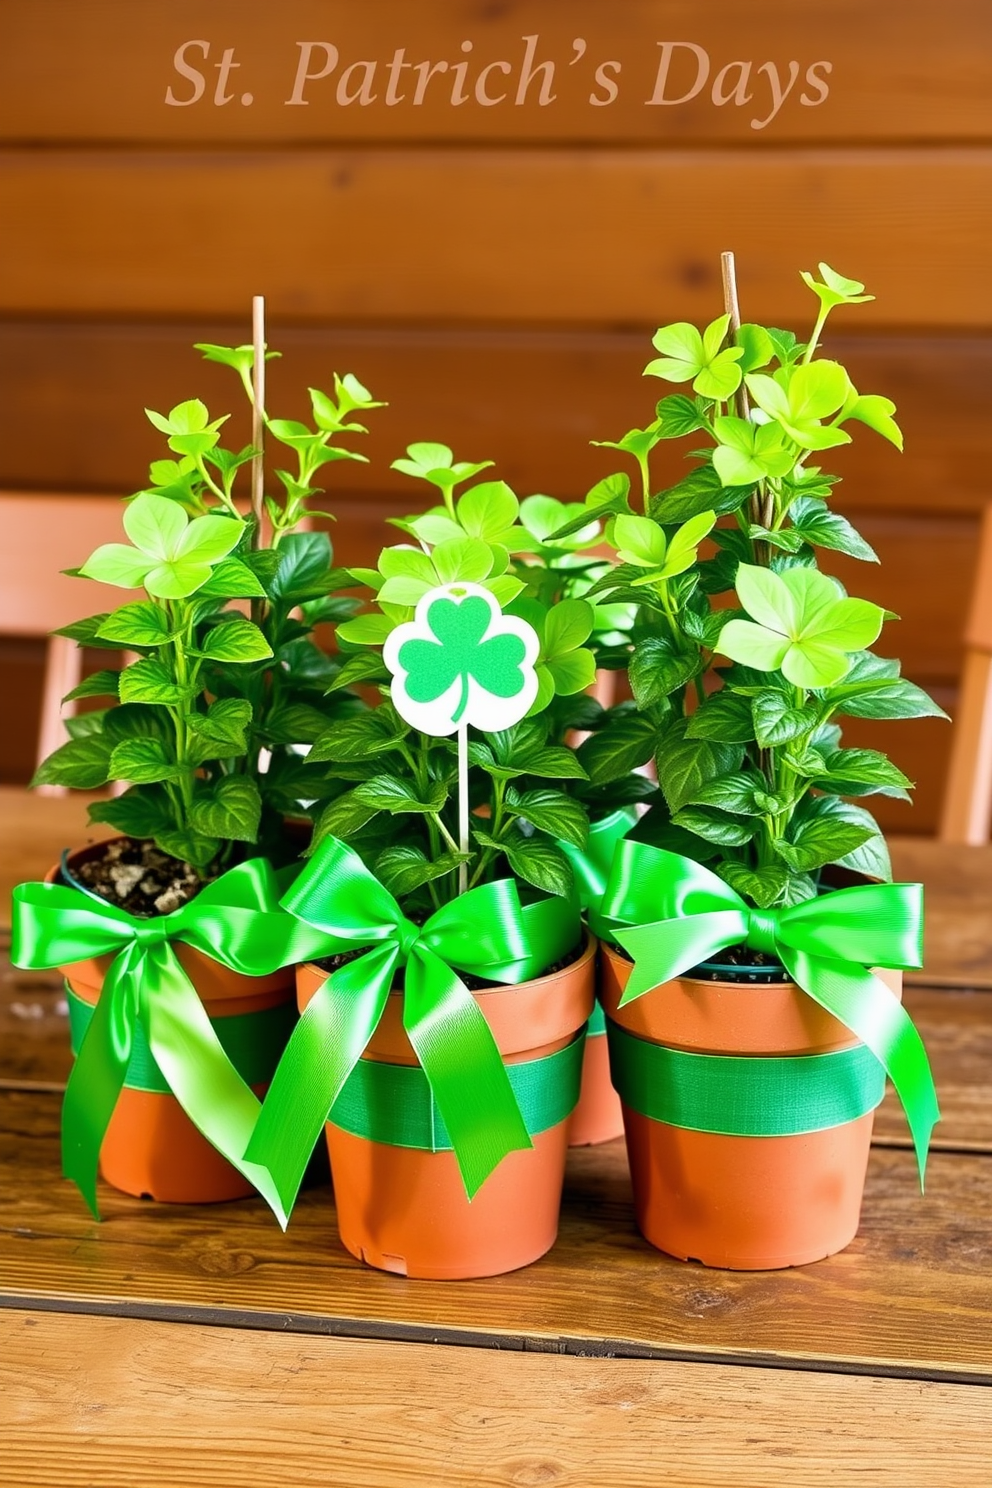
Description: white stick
xmin=251 ymin=295 xmax=266 ymax=537
xmin=458 ymin=721 xmax=469 ymax=895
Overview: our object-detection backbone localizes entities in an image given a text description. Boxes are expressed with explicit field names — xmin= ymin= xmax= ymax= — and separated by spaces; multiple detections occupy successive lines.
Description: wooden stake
xmin=720 ymin=252 xmax=769 ymax=526
xmin=251 ymin=295 xmax=266 ymax=544
xmin=458 ymin=721 xmax=469 ymax=895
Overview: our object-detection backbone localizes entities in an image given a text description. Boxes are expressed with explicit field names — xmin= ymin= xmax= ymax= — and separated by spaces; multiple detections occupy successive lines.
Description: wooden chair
xmin=940 ymin=503 xmax=992 ymax=843
xmin=0 ymin=492 xmax=135 ymax=792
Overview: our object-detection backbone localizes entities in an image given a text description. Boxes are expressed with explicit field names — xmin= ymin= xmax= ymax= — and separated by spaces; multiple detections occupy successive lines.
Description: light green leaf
xmin=118 ymin=658 xmax=188 ymax=706
xmin=79 ymin=545 xmax=153 ymax=590
xmin=108 ymin=737 xmax=183 ymax=784
xmin=96 ymin=602 xmax=174 ymax=647
xmin=199 ymin=618 xmax=273 ymax=663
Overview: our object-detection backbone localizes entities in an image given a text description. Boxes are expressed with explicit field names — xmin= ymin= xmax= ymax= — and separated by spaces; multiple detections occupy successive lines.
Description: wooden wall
xmin=2 ymin=1 xmax=990 ymax=831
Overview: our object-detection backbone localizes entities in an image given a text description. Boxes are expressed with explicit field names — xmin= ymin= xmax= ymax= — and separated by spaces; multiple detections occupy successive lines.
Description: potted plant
xmin=244 ymin=450 xmax=602 ymax=1277
xmin=558 ymin=261 xmax=943 ymax=1268
xmin=10 ymin=325 xmax=381 ymax=1218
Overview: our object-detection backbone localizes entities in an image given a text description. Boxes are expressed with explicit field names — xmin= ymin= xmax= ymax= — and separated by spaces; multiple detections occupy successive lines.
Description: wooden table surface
xmin=1 ymin=788 xmax=990 ymax=1486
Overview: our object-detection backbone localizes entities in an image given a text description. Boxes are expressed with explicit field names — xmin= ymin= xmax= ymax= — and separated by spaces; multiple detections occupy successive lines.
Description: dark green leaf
xmin=654 ymin=718 xmax=744 ymax=812
xmin=326 ymin=651 xmax=391 ymax=691
xmin=189 ymin=777 xmax=262 ymax=842
xmin=629 ymin=635 xmax=699 ymax=707
xmin=650 ymin=465 xmax=753 ymax=524
xmin=87 ymin=786 xmax=175 ymax=840
xmin=311 ymin=789 xmax=379 ymax=843
xmin=789 ymin=497 xmax=879 ymax=563
xmin=268 ymin=531 xmax=338 ymax=604
xmin=118 ymin=658 xmax=188 ymax=706
xmin=375 ymin=846 xmax=465 ymax=898
xmin=506 ymin=787 xmax=588 ymax=849
xmin=714 ymin=862 xmax=790 ymax=908
xmin=812 ymin=747 xmax=913 ymax=799
xmin=576 ymin=713 xmax=656 ymax=785
xmin=684 ymin=770 xmax=766 ymax=814
xmin=773 ymin=817 xmax=875 ymax=873
xmin=354 ymin=775 xmax=447 ymax=814
xmin=196 ymin=557 xmax=267 ymax=599
xmin=752 ymin=690 xmax=819 ymax=748
xmin=53 ymin=612 xmax=117 ymax=649
xmin=63 ymin=669 xmax=120 ymax=703
xmin=671 ymin=805 xmax=756 ymax=845
xmin=309 ymin=710 xmax=406 ymax=763
xmin=258 ymin=702 xmax=333 ymax=747
xmin=686 ymin=690 xmax=756 ymax=743
xmin=186 ymin=699 xmax=252 ymax=762
xmin=799 ymin=797 xmax=891 ymax=881
xmin=108 ymin=737 xmax=183 ymax=784
xmin=30 ymin=735 xmax=113 ymax=790
xmin=497 ymin=832 xmax=574 ymax=897
xmin=654 ymin=394 xmax=706 ymax=439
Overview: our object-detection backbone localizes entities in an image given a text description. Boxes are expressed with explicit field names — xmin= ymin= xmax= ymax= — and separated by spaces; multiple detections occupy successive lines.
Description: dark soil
xmin=68 ymin=838 xmax=209 ymax=917
xmin=609 ymin=938 xmax=790 ymax=984
xmin=312 ymin=935 xmax=586 ymax=991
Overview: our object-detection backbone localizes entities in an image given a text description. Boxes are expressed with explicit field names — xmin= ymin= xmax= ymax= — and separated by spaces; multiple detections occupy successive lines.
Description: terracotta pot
xmin=297 ymin=934 xmax=596 ymax=1279
xmin=600 ymin=941 xmax=902 ymax=1270
xmin=54 ymin=842 xmax=296 ymax=1205
xmin=567 ymin=1011 xmax=624 ymax=1147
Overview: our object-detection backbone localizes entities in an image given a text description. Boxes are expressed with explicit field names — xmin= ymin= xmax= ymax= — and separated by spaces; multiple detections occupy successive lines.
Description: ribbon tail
xmin=61 ymin=947 xmax=139 ymax=1218
xmin=405 ymin=949 xmax=532 ymax=1201
xmin=781 ymin=946 xmax=940 ymax=1188
xmin=141 ymin=946 xmax=290 ymax=1228
xmin=613 ymin=911 xmax=749 ymax=1001
xmin=244 ymin=945 xmax=398 ymax=1223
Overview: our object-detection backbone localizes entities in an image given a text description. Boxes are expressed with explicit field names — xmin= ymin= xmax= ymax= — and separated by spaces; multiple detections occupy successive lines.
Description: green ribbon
xmin=598 ymin=841 xmax=939 ymax=1183
xmin=607 ymin=1019 xmax=886 ymax=1135
xmin=330 ymin=1032 xmax=585 ymax=1151
xmin=560 ymin=808 xmax=636 ymax=931
xmin=11 ymin=859 xmax=328 ymax=1222
xmin=66 ymin=988 xmax=297 ymax=1095
xmin=244 ymin=835 xmax=581 ymax=1216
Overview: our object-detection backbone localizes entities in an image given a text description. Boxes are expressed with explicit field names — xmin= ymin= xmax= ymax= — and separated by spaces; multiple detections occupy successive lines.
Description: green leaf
xmin=96 ymin=602 xmax=174 ymax=647
xmin=269 ymin=531 xmax=338 ymax=604
xmin=375 ymin=846 xmax=465 ymax=898
xmin=506 ymin=787 xmax=588 ymax=848
xmin=544 ymin=649 xmax=597 ymax=695
xmin=629 ymin=635 xmax=699 ymax=707
xmin=311 ymin=789 xmax=379 ymax=843
xmin=576 ymin=713 xmax=657 ymax=785
xmin=337 ymin=612 xmax=397 ymax=647
xmin=789 ymin=497 xmax=878 ymax=563
xmin=684 ymin=770 xmax=766 ymax=814
xmin=654 ymin=394 xmax=706 ymax=439
xmin=79 ymin=544 xmax=152 ymax=590
xmin=63 ymin=669 xmax=120 ymax=703
xmin=118 ymin=658 xmax=188 ymax=706
xmin=259 ymin=702 xmax=333 ymax=747
xmin=547 ymin=474 xmax=632 ymax=541
xmin=654 ymin=718 xmax=745 ymax=812
xmin=715 ymin=862 xmax=790 ymax=908
xmin=543 ymin=599 xmax=594 ymax=658
xmin=391 ymin=442 xmax=493 ymax=491
xmin=773 ymin=816 xmax=875 ymax=873
xmin=199 ymin=618 xmax=273 ymax=663
xmin=108 ymin=737 xmax=183 ymax=785
xmin=456 ymin=480 xmax=519 ymax=540
xmin=185 ymin=698 xmax=252 ymax=762
xmin=651 ymin=465 xmax=753 ymax=525
xmin=196 ymin=557 xmax=268 ymax=600
xmin=188 ymin=777 xmax=262 ymax=842
xmin=354 ymin=775 xmax=447 ymax=815
xmin=31 ymin=735 xmax=113 ymax=790
xmin=811 ymin=747 xmax=913 ymax=799
xmin=87 ymin=786 xmax=175 ymax=840
xmin=308 ymin=710 xmax=406 ymax=763
xmin=326 ymin=652 xmax=391 ymax=690
xmin=751 ymin=690 xmax=819 ymax=747
xmin=800 ymin=262 xmax=874 ymax=312
xmin=685 ymin=691 xmax=756 ymax=744
xmin=841 ymin=392 xmax=903 ymax=450
xmin=671 ymin=806 xmax=756 ymax=846
xmin=497 ymin=832 xmax=574 ymax=898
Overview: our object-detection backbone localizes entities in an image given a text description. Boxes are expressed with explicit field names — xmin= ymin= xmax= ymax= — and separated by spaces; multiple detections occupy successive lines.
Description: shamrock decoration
xmin=383 ymin=583 xmax=539 ymax=736
xmin=716 ymin=564 xmax=886 ymax=689
xmin=80 ymin=492 xmax=244 ymax=599
xmin=644 ymin=313 xmax=746 ymax=401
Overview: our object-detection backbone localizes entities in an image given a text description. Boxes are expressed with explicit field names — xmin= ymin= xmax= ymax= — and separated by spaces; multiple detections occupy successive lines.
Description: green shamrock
xmin=716 ymin=563 xmax=886 ymax=689
xmin=398 ymin=593 xmax=528 ymax=725
xmin=80 ymin=492 xmax=244 ymax=599
xmin=644 ymin=313 xmax=745 ymax=400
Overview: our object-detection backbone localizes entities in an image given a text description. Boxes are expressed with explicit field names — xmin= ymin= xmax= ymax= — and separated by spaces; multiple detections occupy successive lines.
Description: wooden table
xmin=1 ymin=788 xmax=990 ymax=1486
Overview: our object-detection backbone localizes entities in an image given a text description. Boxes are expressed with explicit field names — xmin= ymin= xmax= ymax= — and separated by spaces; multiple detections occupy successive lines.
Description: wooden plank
xmin=1 ymin=1089 xmax=990 ymax=1380
xmin=892 ymin=838 xmax=992 ymax=989
xmin=1 ymin=321 xmax=987 ymax=514
xmin=1 ymin=149 xmax=990 ymax=326
xmin=2 ymin=1 xmax=989 ymax=146
xmin=2 ymin=1310 xmax=990 ymax=1488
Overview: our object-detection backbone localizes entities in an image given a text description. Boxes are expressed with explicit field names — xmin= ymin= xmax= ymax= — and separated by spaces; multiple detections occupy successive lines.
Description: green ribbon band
xmin=66 ymin=988 xmax=297 ymax=1096
xmin=329 ymin=1031 xmax=585 ymax=1152
xmin=587 ymin=1000 xmax=607 ymax=1037
xmin=245 ymin=835 xmax=581 ymax=1216
xmin=11 ymin=859 xmax=329 ymax=1223
xmin=607 ymin=1018 xmax=886 ymax=1136
xmin=597 ymin=841 xmax=939 ymax=1183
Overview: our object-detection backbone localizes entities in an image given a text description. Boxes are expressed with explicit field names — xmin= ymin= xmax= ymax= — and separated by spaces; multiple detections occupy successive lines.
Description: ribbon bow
xmin=244 ymin=835 xmax=580 ymax=1217
xmin=598 ymin=840 xmax=939 ymax=1182
xmin=560 ymin=807 xmax=636 ymax=931
xmin=11 ymin=859 xmax=326 ymax=1222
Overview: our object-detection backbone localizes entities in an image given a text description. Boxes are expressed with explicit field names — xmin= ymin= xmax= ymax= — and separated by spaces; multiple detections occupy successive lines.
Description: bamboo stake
xmin=721 ymin=252 xmax=771 ymax=529
xmin=251 ymin=295 xmax=266 ymax=543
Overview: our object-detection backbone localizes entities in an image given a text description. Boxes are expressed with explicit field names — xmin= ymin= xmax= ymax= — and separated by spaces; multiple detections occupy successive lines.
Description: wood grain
xmin=1 ymin=321 xmax=986 ymax=513
xmin=1 ymin=1091 xmax=990 ymax=1379
xmin=2 ymin=0 xmax=989 ymax=146
xmin=2 ymin=1309 xmax=990 ymax=1488
xmin=2 ymin=149 xmax=989 ymax=326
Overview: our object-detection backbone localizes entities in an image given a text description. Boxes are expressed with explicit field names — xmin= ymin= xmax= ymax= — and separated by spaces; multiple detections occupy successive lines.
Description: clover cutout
xmin=383 ymin=583 xmax=539 ymax=736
